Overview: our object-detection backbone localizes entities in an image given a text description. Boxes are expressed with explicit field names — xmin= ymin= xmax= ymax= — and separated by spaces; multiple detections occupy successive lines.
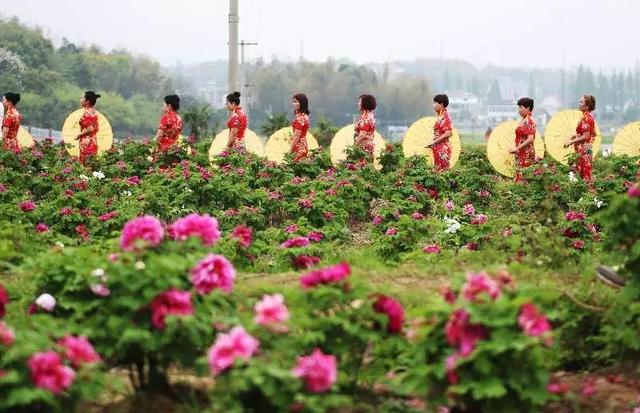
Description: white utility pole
xmin=228 ymin=0 xmax=239 ymax=92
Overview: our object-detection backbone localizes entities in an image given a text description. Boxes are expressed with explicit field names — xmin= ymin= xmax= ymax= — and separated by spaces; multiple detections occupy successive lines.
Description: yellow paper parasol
xmin=264 ymin=127 xmax=320 ymax=164
xmin=209 ymin=128 xmax=264 ymax=162
xmin=544 ymin=109 xmax=602 ymax=164
xmin=17 ymin=127 xmax=35 ymax=149
xmin=612 ymin=121 xmax=640 ymax=157
xmin=402 ymin=116 xmax=462 ymax=167
xmin=62 ymin=109 xmax=114 ymax=157
xmin=330 ymin=124 xmax=385 ymax=170
xmin=487 ymin=120 xmax=545 ymax=177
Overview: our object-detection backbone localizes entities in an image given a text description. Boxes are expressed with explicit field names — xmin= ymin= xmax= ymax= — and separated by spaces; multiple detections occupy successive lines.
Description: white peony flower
xmin=91 ymin=268 xmax=105 ymax=278
xmin=134 ymin=261 xmax=146 ymax=271
xmin=92 ymin=171 xmax=105 ymax=180
xmin=568 ymin=172 xmax=578 ymax=183
xmin=123 ymin=190 xmax=133 ymax=197
xmin=443 ymin=216 xmax=462 ymax=234
xmin=79 ymin=174 xmax=91 ymax=181
xmin=594 ymin=197 xmax=604 ymax=209
xmin=35 ymin=293 xmax=56 ymax=312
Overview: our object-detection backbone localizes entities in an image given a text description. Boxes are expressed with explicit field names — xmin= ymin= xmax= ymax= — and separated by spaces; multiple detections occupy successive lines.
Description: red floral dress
xmin=514 ymin=114 xmax=537 ymax=168
xmin=291 ymin=111 xmax=310 ymax=161
xmin=354 ymin=110 xmax=376 ymax=156
xmin=432 ymin=109 xmax=453 ymax=171
xmin=574 ymin=111 xmax=596 ymax=181
xmin=227 ymin=106 xmax=247 ymax=151
xmin=79 ymin=107 xmax=99 ymax=165
xmin=157 ymin=110 xmax=183 ymax=152
xmin=2 ymin=107 xmax=22 ymax=153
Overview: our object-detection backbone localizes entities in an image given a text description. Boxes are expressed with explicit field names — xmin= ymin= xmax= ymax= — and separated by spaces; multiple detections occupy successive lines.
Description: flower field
xmin=0 ymin=139 xmax=639 ymax=413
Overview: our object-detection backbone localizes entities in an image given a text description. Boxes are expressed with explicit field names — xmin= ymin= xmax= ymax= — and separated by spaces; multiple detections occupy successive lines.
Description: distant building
xmin=487 ymin=104 xmax=517 ymax=126
xmin=386 ymin=125 xmax=408 ymax=143
xmin=199 ymin=81 xmax=226 ymax=109
xmin=447 ymin=90 xmax=481 ymax=123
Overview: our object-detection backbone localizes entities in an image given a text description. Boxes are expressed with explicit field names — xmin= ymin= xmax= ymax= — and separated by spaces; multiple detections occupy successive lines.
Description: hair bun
xmin=233 ymin=91 xmax=241 ymax=98
xmin=96 ymin=94 xmax=102 ymax=99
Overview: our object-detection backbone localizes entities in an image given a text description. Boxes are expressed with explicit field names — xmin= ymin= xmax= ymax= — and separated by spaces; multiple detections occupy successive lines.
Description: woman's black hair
xmin=226 ymin=91 xmax=241 ymax=105
xmin=517 ymin=97 xmax=534 ymax=111
xmin=293 ymin=93 xmax=310 ymax=115
xmin=583 ymin=94 xmax=596 ymax=111
xmin=359 ymin=94 xmax=377 ymax=111
xmin=164 ymin=94 xmax=181 ymax=111
xmin=433 ymin=94 xmax=449 ymax=108
xmin=84 ymin=91 xmax=101 ymax=106
xmin=3 ymin=92 xmax=20 ymax=106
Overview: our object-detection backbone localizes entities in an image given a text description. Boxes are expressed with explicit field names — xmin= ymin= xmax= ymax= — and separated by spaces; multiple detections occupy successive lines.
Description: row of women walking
xmin=2 ymin=89 xmax=598 ymax=181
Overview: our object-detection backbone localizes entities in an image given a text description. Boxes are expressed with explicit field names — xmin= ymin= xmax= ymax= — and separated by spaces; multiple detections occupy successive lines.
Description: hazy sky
xmin=2 ymin=0 xmax=639 ymax=69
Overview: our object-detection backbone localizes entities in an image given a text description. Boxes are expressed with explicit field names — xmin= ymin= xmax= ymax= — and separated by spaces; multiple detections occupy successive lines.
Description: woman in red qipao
xmin=510 ymin=97 xmax=537 ymax=181
xmin=155 ymin=94 xmax=184 ymax=153
xmin=564 ymin=94 xmax=597 ymax=182
xmin=76 ymin=91 xmax=101 ymax=166
xmin=354 ymin=94 xmax=377 ymax=159
xmin=290 ymin=93 xmax=310 ymax=161
xmin=426 ymin=94 xmax=453 ymax=171
xmin=1 ymin=92 xmax=22 ymax=153
xmin=225 ymin=91 xmax=248 ymax=151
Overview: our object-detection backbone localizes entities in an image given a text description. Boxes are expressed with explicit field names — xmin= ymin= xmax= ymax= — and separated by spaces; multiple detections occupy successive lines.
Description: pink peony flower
xmin=307 ymin=231 xmax=324 ymax=242
xmin=99 ymin=211 xmax=119 ymax=222
xmin=423 ymin=244 xmax=441 ymax=254
xmin=581 ymin=377 xmax=597 ymax=397
xmin=628 ymin=183 xmax=640 ymax=198
xmin=149 ymin=288 xmax=194 ymax=330
xmin=411 ymin=212 xmax=425 ymax=220
xmin=547 ymin=381 xmax=569 ymax=395
xmin=190 ymin=254 xmax=236 ymax=295
xmin=518 ymin=303 xmax=552 ymax=340
xmin=58 ymin=335 xmax=101 ymax=367
xmin=565 ymin=211 xmax=586 ymax=221
xmin=0 ymin=184 xmax=6 ymax=193
xmin=299 ymin=262 xmax=351 ymax=289
xmin=445 ymin=309 xmax=488 ymax=357
xmin=231 ymin=225 xmax=253 ymax=248
xmin=90 ymin=283 xmax=110 ymax=297
xmin=571 ymin=239 xmax=585 ymax=249
xmin=284 ymin=224 xmax=299 ymax=233
xmin=427 ymin=188 xmax=439 ymax=199
xmin=373 ymin=295 xmax=404 ymax=334
xmin=502 ymin=228 xmax=513 ymax=237
xmin=120 ymin=216 xmax=164 ymax=252
xmin=35 ymin=293 xmax=56 ymax=312
xmin=35 ymin=223 xmax=49 ymax=233
xmin=126 ymin=176 xmax=141 ymax=186
xmin=323 ymin=211 xmax=335 ymax=220
xmin=444 ymin=200 xmax=455 ymax=211
xmin=445 ymin=354 xmax=460 ymax=384
xmin=254 ymin=294 xmax=290 ymax=326
xmin=280 ymin=236 xmax=310 ymax=249
xmin=462 ymin=203 xmax=475 ymax=215
xmin=60 ymin=207 xmax=73 ymax=216
xmin=27 ymin=350 xmax=75 ymax=394
xmin=0 ymin=284 xmax=8 ymax=318
xmin=292 ymin=348 xmax=337 ymax=393
xmin=440 ymin=285 xmax=457 ymax=304
xmin=0 ymin=321 xmax=15 ymax=346
xmin=170 ymin=213 xmax=221 ymax=246
xmin=298 ymin=198 xmax=313 ymax=208
xmin=372 ymin=215 xmax=384 ymax=225
xmin=465 ymin=242 xmax=478 ymax=251
xmin=385 ymin=227 xmax=398 ymax=236
xmin=461 ymin=272 xmax=501 ymax=302
xmin=207 ymin=326 xmax=259 ymax=375
xmin=20 ymin=200 xmax=36 ymax=212
xmin=470 ymin=214 xmax=488 ymax=225
xmin=293 ymin=255 xmax=321 ymax=269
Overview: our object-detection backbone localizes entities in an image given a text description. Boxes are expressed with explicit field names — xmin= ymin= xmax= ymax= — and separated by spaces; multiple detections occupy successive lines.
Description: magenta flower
xmin=170 ymin=213 xmax=221 ymax=246
xmin=372 ymin=215 xmax=384 ymax=225
xmin=19 ymin=200 xmax=36 ymax=212
xmin=470 ymin=214 xmax=488 ymax=225
xmin=190 ymin=254 xmax=236 ymax=295
xmin=385 ymin=227 xmax=398 ymax=236
xmin=231 ymin=225 xmax=253 ymax=248
xmin=628 ymin=183 xmax=640 ymax=198
xmin=126 ymin=176 xmax=141 ymax=186
xmin=58 ymin=335 xmax=101 ymax=367
xmin=565 ymin=211 xmax=586 ymax=221
xmin=461 ymin=272 xmax=501 ymax=302
xmin=120 ymin=216 xmax=164 ymax=252
xmin=411 ymin=212 xmax=425 ymax=220
xmin=502 ymin=228 xmax=513 ymax=237
xmin=35 ymin=223 xmax=49 ymax=233
xmin=373 ymin=295 xmax=404 ymax=334
xmin=0 ymin=321 xmax=15 ymax=346
xmin=299 ymin=262 xmax=351 ymax=289
xmin=292 ymin=348 xmax=337 ymax=393
xmin=423 ymin=244 xmax=441 ymax=254
xmin=280 ymin=236 xmax=310 ymax=249
xmin=27 ymin=350 xmax=75 ymax=394
xmin=60 ymin=207 xmax=73 ymax=216
xmin=254 ymin=294 xmax=290 ymax=327
xmin=307 ymin=231 xmax=324 ymax=242
xmin=440 ymin=285 xmax=457 ymax=304
xmin=284 ymin=224 xmax=299 ymax=233
xmin=518 ymin=303 xmax=552 ymax=342
xmin=445 ymin=354 xmax=460 ymax=384
xmin=149 ymin=288 xmax=194 ymax=330
xmin=293 ymin=255 xmax=321 ymax=269
xmin=462 ymin=203 xmax=475 ymax=215
xmin=298 ymin=198 xmax=313 ymax=208
xmin=444 ymin=200 xmax=455 ymax=211
xmin=571 ymin=239 xmax=585 ymax=249
xmin=444 ymin=309 xmax=488 ymax=357
xmin=207 ymin=326 xmax=259 ymax=375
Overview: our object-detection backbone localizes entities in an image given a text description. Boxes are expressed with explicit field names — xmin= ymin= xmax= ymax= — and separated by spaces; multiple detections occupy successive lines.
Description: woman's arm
xmin=428 ymin=130 xmax=452 ymax=147
xmin=227 ymin=128 xmax=238 ymax=148
xmin=290 ymin=129 xmax=302 ymax=151
xmin=510 ymin=134 xmax=534 ymax=154
xmin=564 ymin=132 xmax=590 ymax=148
